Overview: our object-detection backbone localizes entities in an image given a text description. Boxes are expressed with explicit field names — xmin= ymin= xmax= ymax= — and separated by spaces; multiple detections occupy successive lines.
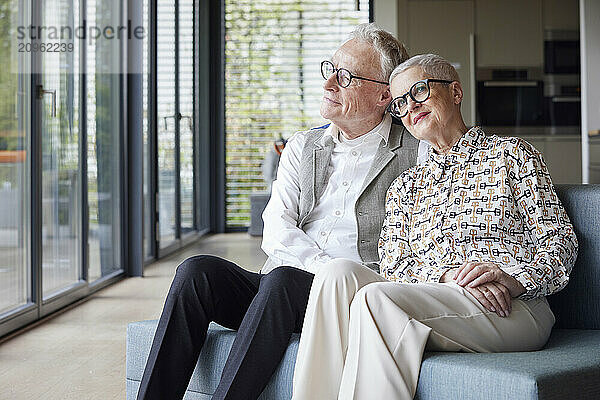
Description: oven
xmin=544 ymin=30 xmax=580 ymax=75
xmin=477 ymin=80 xmax=545 ymax=126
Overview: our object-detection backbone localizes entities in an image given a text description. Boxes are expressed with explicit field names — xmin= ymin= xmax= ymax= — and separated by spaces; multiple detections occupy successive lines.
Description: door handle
xmin=36 ymin=85 xmax=56 ymax=117
xmin=163 ymin=114 xmax=177 ymax=130
xmin=163 ymin=113 xmax=193 ymax=131
xmin=179 ymin=114 xmax=193 ymax=131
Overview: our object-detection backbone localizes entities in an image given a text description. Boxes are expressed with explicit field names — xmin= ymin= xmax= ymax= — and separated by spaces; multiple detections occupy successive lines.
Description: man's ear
xmin=451 ymin=81 xmax=463 ymax=105
xmin=377 ymin=86 xmax=392 ymax=107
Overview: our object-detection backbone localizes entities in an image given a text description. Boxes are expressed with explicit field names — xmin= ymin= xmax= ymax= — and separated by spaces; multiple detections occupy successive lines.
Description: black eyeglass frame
xmin=387 ymin=78 xmax=454 ymax=118
xmin=320 ymin=60 xmax=389 ymax=88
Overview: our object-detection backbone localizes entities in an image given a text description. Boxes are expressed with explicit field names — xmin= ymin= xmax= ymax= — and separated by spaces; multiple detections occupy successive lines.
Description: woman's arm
xmin=454 ymin=140 xmax=578 ymax=300
xmin=503 ymin=141 xmax=578 ymax=299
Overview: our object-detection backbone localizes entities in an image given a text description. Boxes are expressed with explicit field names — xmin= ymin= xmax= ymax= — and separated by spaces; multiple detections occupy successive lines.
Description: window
xmin=86 ymin=0 xmax=123 ymax=282
xmin=0 ymin=0 xmax=30 ymax=315
xmin=224 ymin=0 xmax=370 ymax=228
xmin=0 ymin=0 xmax=126 ymax=336
xmin=155 ymin=0 xmax=199 ymax=252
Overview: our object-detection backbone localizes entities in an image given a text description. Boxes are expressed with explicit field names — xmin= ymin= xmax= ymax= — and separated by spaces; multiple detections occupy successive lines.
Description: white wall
xmin=373 ymin=0 xmax=398 ymax=38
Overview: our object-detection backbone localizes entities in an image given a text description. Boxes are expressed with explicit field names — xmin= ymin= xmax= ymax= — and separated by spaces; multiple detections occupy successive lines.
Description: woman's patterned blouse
xmin=378 ymin=127 xmax=578 ymax=300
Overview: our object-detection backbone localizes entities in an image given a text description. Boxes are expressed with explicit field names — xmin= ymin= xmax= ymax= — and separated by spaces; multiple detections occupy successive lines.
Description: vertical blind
xmin=224 ymin=0 xmax=370 ymax=228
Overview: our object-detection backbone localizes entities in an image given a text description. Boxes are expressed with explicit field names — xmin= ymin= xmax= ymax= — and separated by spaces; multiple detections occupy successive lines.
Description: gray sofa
xmin=126 ymin=184 xmax=600 ymax=400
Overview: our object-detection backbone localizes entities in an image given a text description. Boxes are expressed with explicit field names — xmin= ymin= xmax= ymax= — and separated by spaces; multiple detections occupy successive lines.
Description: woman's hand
xmin=454 ymin=262 xmax=526 ymax=298
xmin=442 ymin=262 xmax=527 ymax=317
xmin=464 ymin=281 xmax=512 ymax=317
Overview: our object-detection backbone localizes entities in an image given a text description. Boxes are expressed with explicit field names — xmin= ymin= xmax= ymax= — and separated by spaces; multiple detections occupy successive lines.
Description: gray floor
xmin=0 ymin=233 xmax=265 ymax=400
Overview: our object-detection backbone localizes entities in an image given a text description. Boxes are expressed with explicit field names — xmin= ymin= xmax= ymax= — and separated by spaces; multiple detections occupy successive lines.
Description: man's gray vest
xmin=264 ymin=123 xmax=419 ymax=273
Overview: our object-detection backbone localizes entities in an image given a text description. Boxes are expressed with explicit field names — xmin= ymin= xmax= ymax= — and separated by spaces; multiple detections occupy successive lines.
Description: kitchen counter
xmin=477 ymin=130 xmax=582 ymax=184
xmin=481 ymin=126 xmax=580 ymax=136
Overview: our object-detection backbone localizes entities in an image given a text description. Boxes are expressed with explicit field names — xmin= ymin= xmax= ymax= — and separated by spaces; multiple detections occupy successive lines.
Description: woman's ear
xmin=451 ymin=81 xmax=463 ymax=105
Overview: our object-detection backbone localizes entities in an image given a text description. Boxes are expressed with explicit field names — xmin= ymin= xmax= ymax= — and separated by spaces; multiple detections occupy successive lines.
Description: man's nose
xmin=323 ymin=73 xmax=338 ymax=91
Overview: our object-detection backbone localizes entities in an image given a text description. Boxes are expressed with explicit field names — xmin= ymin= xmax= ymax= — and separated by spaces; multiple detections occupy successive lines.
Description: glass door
xmin=156 ymin=0 xmax=196 ymax=252
xmin=39 ymin=0 xmax=83 ymax=299
xmin=179 ymin=0 xmax=195 ymax=235
xmin=0 ymin=0 xmax=32 ymax=317
xmin=1 ymin=0 xmax=126 ymax=336
xmin=86 ymin=0 xmax=122 ymax=282
xmin=157 ymin=0 xmax=177 ymax=248
xmin=178 ymin=0 xmax=195 ymax=235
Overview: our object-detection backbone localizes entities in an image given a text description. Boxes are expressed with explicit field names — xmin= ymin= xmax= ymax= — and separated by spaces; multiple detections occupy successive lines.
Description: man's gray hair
xmin=389 ymin=54 xmax=460 ymax=84
xmin=349 ymin=23 xmax=409 ymax=81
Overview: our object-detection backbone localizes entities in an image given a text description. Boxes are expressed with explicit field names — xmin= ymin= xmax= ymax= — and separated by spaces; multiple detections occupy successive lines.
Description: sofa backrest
xmin=548 ymin=184 xmax=600 ymax=330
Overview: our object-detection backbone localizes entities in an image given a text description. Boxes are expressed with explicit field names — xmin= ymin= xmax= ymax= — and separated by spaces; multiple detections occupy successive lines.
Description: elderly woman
xmin=291 ymin=54 xmax=578 ymax=400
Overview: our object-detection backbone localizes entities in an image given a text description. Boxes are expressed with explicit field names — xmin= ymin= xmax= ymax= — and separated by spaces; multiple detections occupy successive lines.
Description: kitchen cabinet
xmin=581 ymin=0 xmax=600 ymax=183
xmin=503 ymin=134 xmax=582 ymax=184
xmin=590 ymin=166 xmax=600 ymax=184
xmin=405 ymin=0 xmax=475 ymax=125
xmin=589 ymin=137 xmax=600 ymax=162
xmin=541 ymin=136 xmax=582 ymax=184
xmin=384 ymin=1 xmax=584 ymax=185
xmin=590 ymin=137 xmax=600 ymax=184
xmin=543 ymin=0 xmax=579 ymax=31
xmin=475 ymin=0 xmax=543 ymax=67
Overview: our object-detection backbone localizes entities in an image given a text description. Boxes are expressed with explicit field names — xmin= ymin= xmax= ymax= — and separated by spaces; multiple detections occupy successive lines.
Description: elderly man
xmin=136 ymin=23 xmax=427 ymax=400
xmin=292 ymin=54 xmax=577 ymax=400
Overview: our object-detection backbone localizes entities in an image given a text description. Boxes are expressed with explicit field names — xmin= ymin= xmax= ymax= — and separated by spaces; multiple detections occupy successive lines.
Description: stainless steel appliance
xmin=477 ymin=79 xmax=545 ymax=127
xmin=544 ymin=30 xmax=580 ymax=74
xmin=545 ymin=93 xmax=580 ymax=127
xmin=544 ymin=30 xmax=581 ymax=128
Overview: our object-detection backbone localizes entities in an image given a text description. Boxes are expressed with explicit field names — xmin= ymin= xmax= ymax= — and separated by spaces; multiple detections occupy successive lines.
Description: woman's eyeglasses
xmin=387 ymin=78 xmax=453 ymax=118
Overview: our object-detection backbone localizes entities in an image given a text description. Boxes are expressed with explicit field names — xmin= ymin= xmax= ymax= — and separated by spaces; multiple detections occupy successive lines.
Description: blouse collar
xmin=428 ymin=126 xmax=485 ymax=167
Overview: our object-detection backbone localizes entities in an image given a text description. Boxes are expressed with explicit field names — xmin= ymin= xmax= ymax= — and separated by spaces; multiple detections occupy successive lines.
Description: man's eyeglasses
xmin=321 ymin=60 xmax=388 ymax=88
xmin=387 ymin=78 xmax=453 ymax=119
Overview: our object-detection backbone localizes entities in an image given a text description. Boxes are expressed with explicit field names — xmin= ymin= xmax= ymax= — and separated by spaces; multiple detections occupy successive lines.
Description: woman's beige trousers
xmin=292 ymin=260 xmax=555 ymax=400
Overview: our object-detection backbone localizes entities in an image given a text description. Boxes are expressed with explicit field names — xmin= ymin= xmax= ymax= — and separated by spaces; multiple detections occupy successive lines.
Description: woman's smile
xmin=413 ymin=111 xmax=430 ymax=125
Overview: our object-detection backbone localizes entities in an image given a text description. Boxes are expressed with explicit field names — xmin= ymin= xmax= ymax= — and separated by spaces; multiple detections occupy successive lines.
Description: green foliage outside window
xmin=224 ymin=0 xmax=367 ymax=228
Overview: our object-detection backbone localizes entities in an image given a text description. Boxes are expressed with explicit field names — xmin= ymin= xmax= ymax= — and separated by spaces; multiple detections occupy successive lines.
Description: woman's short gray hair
xmin=349 ymin=23 xmax=409 ymax=81
xmin=389 ymin=54 xmax=460 ymax=84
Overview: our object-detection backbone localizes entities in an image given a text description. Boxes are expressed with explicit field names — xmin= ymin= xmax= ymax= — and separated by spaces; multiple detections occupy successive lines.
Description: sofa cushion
xmin=127 ymin=321 xmax=298 ymax=399
xmin=127 ymin=380 xmax=210 ymax=400
xmin=549 ymin=185 xmax=600 ymax=329
xmin=416 ymin=329 xmax=600 ymax=400
xmin=127 ymin=321 xmax=600 ymax=400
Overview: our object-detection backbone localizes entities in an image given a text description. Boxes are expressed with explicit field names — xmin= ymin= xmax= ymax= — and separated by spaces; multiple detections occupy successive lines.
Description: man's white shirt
xmin=261 ymin=114 xmax=429 ymax=274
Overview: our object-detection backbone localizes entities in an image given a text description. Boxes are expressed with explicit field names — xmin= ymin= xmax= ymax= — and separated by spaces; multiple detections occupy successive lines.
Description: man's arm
xmin=261 ymin=131 xmax=333 ymax=273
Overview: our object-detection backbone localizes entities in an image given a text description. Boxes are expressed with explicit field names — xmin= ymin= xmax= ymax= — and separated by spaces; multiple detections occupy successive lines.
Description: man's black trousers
xmin=136 ymin=255 xmax=314 ymax=400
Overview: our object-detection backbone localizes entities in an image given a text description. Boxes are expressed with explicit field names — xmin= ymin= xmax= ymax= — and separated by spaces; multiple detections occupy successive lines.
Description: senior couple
xmin=137 ymin=23 xmax=578 ymax=400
